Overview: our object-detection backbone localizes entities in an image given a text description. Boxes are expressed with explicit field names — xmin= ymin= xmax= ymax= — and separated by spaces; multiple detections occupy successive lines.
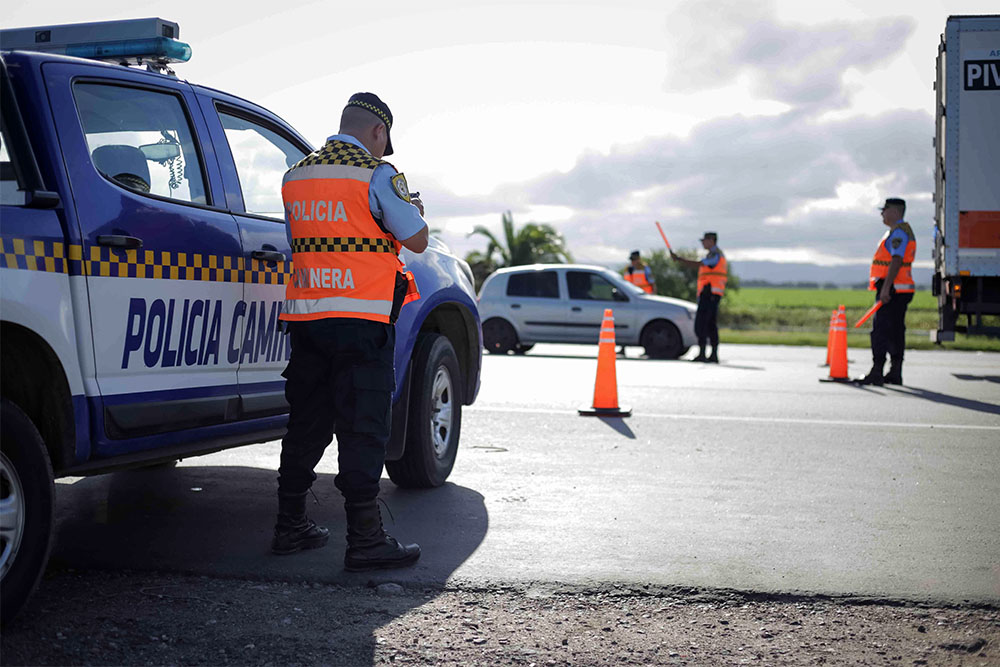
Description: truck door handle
xmin=571 ymin=306 xmax=582 ymax=312
xmin=251 ymin=250 xmax=286 ymax=263
xmin=97 ymin=235 xmax=143 ymax=249
xmin=510 ymin=303 xmax=521 ymax=309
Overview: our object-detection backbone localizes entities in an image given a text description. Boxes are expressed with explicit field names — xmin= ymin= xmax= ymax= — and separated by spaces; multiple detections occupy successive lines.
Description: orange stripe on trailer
xmin=959 ymin=211 xmax=1000 ymax=248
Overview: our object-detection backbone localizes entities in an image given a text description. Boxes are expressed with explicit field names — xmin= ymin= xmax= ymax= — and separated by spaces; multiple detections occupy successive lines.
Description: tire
xmin=641 ymin=320 xmax=684 ymax=359
xmin=482 ymin=318 xmax=518 ymax=355
xmin=386 ymin=333 xmax=462 ymax=488
xmin=513 ymin=343 xmax=534 ymax=355
xmin=1 ymin=399 xmax=55 ymax=625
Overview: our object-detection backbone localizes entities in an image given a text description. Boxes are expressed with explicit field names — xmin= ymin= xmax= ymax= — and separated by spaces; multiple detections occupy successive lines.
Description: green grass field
xmin=716 ymin=287 xmax=999 ymax=352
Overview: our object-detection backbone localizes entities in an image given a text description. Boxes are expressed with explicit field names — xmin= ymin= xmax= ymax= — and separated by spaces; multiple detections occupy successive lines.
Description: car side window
xmin=507 ymin=271 xmax=559 ymax=298
xmin=567 ymin=271 xmax=618 ymax=301
xmin=218 ymin=110 xmax=305 ymax=219
xmin=73 ymin=83 xmax=208 ymax=204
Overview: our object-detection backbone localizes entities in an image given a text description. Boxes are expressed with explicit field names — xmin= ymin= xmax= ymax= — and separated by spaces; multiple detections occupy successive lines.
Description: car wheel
xmin=1 ymin=399 xmax=55 ymax=625
xmin=641 ymin=320 xmax=683 ymax=359
xmin=513 ymin=343 xmax=534 ymax=355
xmin=482 ymin=318 xmax=518 ymax=355
xmin=386 ymin=333 xmax=462 ymax=488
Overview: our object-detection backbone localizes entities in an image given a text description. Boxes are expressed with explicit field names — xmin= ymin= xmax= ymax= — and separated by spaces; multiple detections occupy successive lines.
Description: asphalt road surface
xmin=45 ymin=343 xmax=1000 ymax=605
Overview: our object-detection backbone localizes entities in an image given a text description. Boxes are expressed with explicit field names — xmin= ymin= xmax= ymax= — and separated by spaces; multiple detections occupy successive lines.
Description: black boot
xmin=707 ymin=348 xmax=719 ymax=364
xmin=854 ymin=368 xmax=884 ymax=386
xmin=885 ymin=358 xmax=903 ymax=385
xmin=692 ymin=346 xmax=708 ymax=362
xmin=272 ymin=491 xmax=330 ymax=555
xmin=344 ymin=499 xmax=420 ymax=572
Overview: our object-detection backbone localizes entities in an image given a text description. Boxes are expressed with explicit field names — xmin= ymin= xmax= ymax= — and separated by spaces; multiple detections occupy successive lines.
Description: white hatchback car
xmin=478 ymin=264 xmax=698 ymax=358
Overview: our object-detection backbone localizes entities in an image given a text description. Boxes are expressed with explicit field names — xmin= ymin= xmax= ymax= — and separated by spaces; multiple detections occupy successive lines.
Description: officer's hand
xmin=879 ymin=285 xmax=892 ymax=305
xmin=669 ymin=250 xmax=677 ymax=260
xmin=410 ymin=196 xmax=424 ymax=217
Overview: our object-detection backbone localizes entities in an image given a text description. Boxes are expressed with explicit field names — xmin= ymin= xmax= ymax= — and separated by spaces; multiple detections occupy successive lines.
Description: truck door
xmin=195 ymin=93 xmax=307 ymax=418
xmin=44 ymin=64 xmax=244 ymax=448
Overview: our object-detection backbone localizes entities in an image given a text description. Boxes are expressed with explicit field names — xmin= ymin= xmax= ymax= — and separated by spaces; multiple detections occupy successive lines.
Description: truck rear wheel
xmin=386 ymin=333 xmax=462 ymax=488
xmin=1 ymin=399 xmax=55 ymax=625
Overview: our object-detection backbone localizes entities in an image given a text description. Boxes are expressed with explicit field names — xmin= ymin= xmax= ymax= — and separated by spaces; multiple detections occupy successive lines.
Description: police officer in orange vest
xmin=623 ymin=250 xmax=655 ymax=294
xmin=855 ymin=198 xmax=916 ymax=386
xmin=273 ymin=93 xmax=429 ymax=571
xmin=670 ymin=232 xmax=727 ymax=363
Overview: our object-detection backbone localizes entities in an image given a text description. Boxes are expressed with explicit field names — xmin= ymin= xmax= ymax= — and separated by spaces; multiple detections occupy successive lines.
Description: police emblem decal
xmin=892 ymin=237 xmax=902 ymax=249
xmin=391 ymin=173 xmax=410 ymax=202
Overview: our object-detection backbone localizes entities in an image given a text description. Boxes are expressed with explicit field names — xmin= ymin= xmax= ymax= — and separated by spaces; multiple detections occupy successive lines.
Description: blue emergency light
xmin=0 ymin=18 xmax=191 ymax=67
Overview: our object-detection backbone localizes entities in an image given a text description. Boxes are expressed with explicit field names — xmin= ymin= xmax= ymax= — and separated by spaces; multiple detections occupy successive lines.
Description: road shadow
xmin=953 ymin=374 xmax=1000 ymax=384
xmin=598 ymin=416 xmax=636 ymax=439
xmin=884 ymin=386 xmax=1000 ymax=416
xmin=39 ymin=465 xmax=487 ymax=666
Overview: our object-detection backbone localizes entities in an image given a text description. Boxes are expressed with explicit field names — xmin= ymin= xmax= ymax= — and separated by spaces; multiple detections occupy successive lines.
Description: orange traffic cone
xmin=820 ymin=305 xmax=849 ymax=383
xmin=579 ymin=308 xmax=632 ymax=417
xmin=824 ymin=309 xmax=835 ymax=366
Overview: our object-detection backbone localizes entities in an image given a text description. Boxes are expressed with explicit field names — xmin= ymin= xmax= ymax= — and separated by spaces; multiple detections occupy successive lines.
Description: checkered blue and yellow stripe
xmin=0 ymin=237 xmax=289 ymax=285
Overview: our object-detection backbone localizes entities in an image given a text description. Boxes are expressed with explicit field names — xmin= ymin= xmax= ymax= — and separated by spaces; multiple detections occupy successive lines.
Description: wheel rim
xmin=0 ymin=451 xmax=26 ymax=581
xmin=429 ymin=366 xmax=454 ymax=458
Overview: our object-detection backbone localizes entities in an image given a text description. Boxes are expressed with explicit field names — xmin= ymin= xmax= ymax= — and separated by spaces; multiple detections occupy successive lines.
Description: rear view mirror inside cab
xmin=139 ymin=142 xmax=181 ymax=162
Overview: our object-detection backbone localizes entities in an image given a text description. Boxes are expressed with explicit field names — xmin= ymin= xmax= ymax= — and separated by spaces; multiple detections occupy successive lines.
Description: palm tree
xmin=466 ymin=210 xmax=571 ymax=279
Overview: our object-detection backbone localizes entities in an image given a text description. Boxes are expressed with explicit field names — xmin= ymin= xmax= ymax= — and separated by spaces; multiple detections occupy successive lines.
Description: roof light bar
xmin=0 ymin=18 xmax=191 ymax=65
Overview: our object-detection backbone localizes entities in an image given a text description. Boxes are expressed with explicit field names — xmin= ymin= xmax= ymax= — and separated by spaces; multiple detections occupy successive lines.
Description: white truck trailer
xmin=932 ymin=15 xmax=1000 ymax=340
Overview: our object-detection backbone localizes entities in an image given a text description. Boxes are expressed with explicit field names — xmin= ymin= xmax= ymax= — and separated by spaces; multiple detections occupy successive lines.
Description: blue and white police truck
xmin=0 ymin=19 xmax=482 ymax=622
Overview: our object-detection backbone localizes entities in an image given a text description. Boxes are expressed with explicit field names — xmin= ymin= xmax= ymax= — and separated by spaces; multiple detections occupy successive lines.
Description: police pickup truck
xmin=0 ymin=19 xmax=482 ymax=622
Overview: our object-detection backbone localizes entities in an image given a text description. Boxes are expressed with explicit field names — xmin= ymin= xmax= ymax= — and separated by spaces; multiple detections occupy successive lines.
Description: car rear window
xmin=506 ymin=271 xmax=559 ymax=298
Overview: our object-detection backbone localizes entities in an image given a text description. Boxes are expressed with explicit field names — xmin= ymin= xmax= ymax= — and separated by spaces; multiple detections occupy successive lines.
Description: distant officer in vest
xmin=855 ymin=198 xmax=916 ymax=386
xmin=273 ymin=92 xmax=429 ymax=571
xmin=623 ymin=250 xmax=655 ymax=294
xmin=670 ymin=232 xmax=727 ymax=363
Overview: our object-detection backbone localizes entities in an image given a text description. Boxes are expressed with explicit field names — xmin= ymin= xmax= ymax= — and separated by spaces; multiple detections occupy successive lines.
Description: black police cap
xmin=700 ymin=232 xmax=717 ymax=241
xmin=629 ymin=250 xmax=641 ymax=259
xmin=346 ymin=92 xmax=394 ymax=156
xmin=880 ymin=197 xmax=906 ymax=210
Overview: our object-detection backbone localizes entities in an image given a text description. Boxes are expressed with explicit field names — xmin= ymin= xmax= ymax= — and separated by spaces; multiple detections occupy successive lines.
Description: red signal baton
xmin=655 ymin=221 xmax=672 ymax=250
xmin=854 ymin=301 xmax=883 ymax=328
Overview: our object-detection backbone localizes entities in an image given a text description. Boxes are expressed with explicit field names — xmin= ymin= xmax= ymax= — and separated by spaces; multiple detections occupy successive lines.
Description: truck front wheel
xmin=386 ymin=333 xmax=462 ymax=488
xmin=0 ymin=399 xmax=55 ymax=625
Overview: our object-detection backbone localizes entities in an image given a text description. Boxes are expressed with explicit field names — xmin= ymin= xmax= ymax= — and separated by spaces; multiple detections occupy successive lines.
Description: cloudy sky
xmin=6 ymin=0 xmax=998 ymax=281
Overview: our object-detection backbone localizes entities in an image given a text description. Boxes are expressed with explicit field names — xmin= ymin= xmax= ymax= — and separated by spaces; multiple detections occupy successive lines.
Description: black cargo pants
xmin=870 ymin=280 xmax=913 ymax=369
xmin=277 ymin=318 xmax=395 ymax=503
xmin=694 ymin=285 xmax=721 ymax=349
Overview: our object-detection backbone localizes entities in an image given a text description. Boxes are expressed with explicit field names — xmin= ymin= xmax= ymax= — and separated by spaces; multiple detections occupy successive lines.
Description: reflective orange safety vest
xmin=624 ymin=265 xmax=654 ymax=293
xmin=696 ymin=250 xmax=727 ymax=297
xmin=869 ymin=222 xmax=916 ymax=293
xmin=279 ymin=140 xmax=419 ymax=324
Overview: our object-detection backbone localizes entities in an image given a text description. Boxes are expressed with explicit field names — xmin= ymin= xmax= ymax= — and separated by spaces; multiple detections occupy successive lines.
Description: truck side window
xmin=218 ymin=110 xmax=305 ymax=219
xmin=73 ymin=83 xmax=208 ymax=205
xmin=0 ymin=129 xmax=23 ymax=206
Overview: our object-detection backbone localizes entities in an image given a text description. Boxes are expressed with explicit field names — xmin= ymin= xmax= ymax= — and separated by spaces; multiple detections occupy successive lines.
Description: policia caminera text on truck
xmin=0 ymin=19 xmax=482 ymax=622
xmin=932 ymin=15 xmax=1000 ymax=340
